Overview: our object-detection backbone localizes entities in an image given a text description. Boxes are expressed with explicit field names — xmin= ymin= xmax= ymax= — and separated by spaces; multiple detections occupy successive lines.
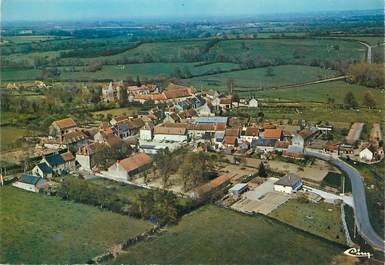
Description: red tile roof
xmin=210 ymin=175 xmax=231 ymax=187
xmin=118 ymin=153 xmax=152 ymax=172
xmin=223 ymin=136 xmax=238 ymax=145
xmin=61 ymin=151 xmax=75 ymax=161
xmin=263 ymin=128 xmax=282 ymax=139
xmin=62 ymin=130 xmax=88 ymax=144
xmin=154 ymin=126 xmax=187 ymax=135
xmin=245 ymin=127 xmax=259 ymax=136
xmin=54 ymin=118 xmax=77 ymax=129
xmin=164 ymin=88 xmax=192 ymax=99
xmin=225 ymin=128 xmax=240 ymax=137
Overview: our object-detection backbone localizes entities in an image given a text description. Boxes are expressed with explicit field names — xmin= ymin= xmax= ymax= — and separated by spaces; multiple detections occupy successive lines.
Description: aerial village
xmin=6 ymin=81 xmax=384 ymax=217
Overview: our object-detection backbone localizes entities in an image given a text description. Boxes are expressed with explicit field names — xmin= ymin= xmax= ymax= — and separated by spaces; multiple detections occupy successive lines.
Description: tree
xmin=136 ymin=75 xmax=142 ymax=86
xmin=363 ymin=91 xmax=376 ymax=108
xmin=226 ymin=78 xmax=235 ymax=94
xmin=265 ymin=67 xmax=275 ymax=77
xmin=344 ymin=92 xmax=358 ymax=109
xmin=118 ymin=87 xmax=128 ymax=107
xmin=258 ymin=162 xmax=268 ymax=177
xmin=233 ymin=93 xmax=240 ymax=107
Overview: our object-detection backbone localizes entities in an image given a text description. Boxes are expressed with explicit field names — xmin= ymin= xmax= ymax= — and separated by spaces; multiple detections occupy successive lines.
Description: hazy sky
xmin=2 ymin=0 xmax=383 ymax=22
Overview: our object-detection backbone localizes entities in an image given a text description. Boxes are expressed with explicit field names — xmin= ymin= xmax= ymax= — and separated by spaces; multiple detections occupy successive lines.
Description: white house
xmin=32 ymin=162 xmax=53 ymax=179
xmin=274 ymin=174 xmax=303 ymax=194
xmin=12 ymin=175 xmax=46 ymax=192
xmin=248 ymin=98 xmax=259 ymax=108
xmin=359 ymin=147 xmax=374 ymax=161
xmin=107 ymin=152 xmax=152 ymax=180
xmin=153 ymin=126 xmax=188 ymax=142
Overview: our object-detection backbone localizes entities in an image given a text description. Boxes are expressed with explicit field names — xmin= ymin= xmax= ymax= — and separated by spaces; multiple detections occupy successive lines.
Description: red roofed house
xmin=49 ymin=118 xmax=77 ymax=137
xmin=107 ymin=152 xmax=152 ymax=180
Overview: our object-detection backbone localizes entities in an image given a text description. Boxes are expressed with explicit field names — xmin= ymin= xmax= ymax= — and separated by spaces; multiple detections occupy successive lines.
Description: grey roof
xmin=229 ymin=183 xmax=248 ymax=192
xmin=274 ymin=174 xmax=302 ymax=187
xmin=45 ymin=154 xmax=65 ymax=167
xmin=37 ymin=162 xmax=53 ymax=174
xmin=19 ymin=175 xmax=42 ymax=185
xmin=195 ymin=116 xmax=228 ymax=124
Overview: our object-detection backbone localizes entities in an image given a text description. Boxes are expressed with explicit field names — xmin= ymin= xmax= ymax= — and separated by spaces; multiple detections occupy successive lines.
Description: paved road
xmin=360 ymin=42 xmax=372 ymax=64
xmin=305 ymin=149 xmax=384 ymax=252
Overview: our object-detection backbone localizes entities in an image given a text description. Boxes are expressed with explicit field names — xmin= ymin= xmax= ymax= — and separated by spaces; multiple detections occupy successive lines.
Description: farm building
xmin=12 ymin=175 xmax=46 ymax=193
xmin=273 ymin=174 xmax=303 ymax=194
xmin=107 ymin=152 xmax=152 ymax=180
xmin=49 ymin=118 xmax=77 ymax=137
xmin=189 ymin=175 xmax=231 ymax=200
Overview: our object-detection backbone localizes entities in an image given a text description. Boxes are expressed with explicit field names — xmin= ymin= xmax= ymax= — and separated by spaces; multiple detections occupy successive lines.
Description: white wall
xmin=76 ymin=154 xmax=91 ymax=171
xmin=108 ymin=163 xmax=128 ymax=180
xmin=359 ymin=149 xmax=373 ymax=161
xmin=274 ymin=184 xmax=293 ymax=194
xmin=140 ymin=129 xmax=153 ymax=141
xmin=153 ymin=134 xmax=187 ymax=142
xmin=12 ymin=182 xmax=38 ymax=192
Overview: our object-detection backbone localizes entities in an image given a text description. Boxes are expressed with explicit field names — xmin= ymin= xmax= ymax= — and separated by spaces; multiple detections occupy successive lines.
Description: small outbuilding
xmin=229 ymin=183 xmax=248 ymax=198
xmin=12 ymin=175 xmax=46 ymax=192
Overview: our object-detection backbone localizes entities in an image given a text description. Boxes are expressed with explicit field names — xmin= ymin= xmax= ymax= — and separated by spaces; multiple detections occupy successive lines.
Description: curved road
xmin=305 ymin=149 xmax=384 ymax=252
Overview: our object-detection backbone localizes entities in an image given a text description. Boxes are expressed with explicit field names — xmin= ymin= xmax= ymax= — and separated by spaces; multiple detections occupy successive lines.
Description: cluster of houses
xmin=11 ymin=82 xmax=383 ymax=193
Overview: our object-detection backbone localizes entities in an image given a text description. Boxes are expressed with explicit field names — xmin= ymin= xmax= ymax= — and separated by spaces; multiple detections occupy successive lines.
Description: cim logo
xmin=344 ymin=248 xmax=372 ymax=259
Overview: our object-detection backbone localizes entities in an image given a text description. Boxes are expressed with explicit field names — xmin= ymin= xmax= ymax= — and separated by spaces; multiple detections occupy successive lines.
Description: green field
xmin=1 ymin=68 xmax=43 ymax=81
xmin=186 ymin=65 xmax=339 ymax=91
xmin=64 ymin=39 xmax=211 ymax=64
xmin=0 ymin=127 xmax=35 ymax=150
xmin=235 ymin=105 xmax=383 ymax=124
xmin=0 ymin=187 xmax=152 ymax=264
xmin=253 ymin=81 xmax=385 ymax=106
xmin=210 ymin=39 xmax=365 ymax=63
xmin=59 ymin=62 xmax=240 ymax=81
xmin=2 ymin=35 xmax=66 ymax=44
xmin=269 ymin=199 xmax=346 ymax=244
xmin=112 ymin=205 xmax=347 ymax=265
xmin=336 ymin=36 xmax=384 ymax=46
xmin=92 ymin=107 xmax=141 ymax=118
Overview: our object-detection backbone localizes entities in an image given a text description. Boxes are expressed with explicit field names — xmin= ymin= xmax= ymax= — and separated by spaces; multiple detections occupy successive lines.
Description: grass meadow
xmin=112 ymin=205 xmax=348 ymax=265
xmin=0 ymin=187 xmax=152 ymax=264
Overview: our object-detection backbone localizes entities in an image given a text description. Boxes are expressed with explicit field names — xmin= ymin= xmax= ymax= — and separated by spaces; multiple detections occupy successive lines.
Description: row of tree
xmin=56 ymin=177 xmax=183 ymax=224
xmin=347 ymin=63 xmax=384 ymax=88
